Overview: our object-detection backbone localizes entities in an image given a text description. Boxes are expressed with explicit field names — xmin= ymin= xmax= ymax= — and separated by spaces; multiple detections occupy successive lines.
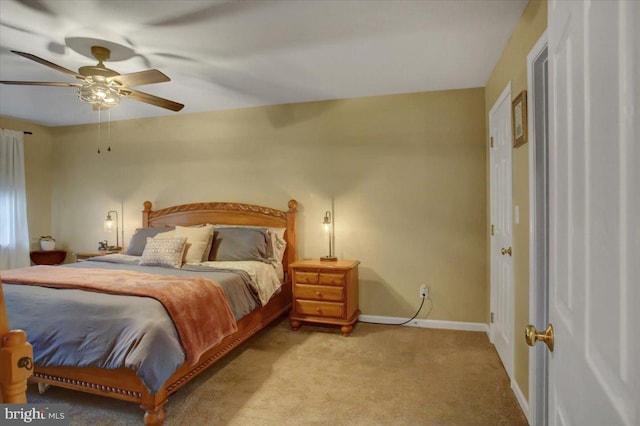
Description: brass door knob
xmin=525 ymin=323 xmax=554 ymax=352
xmin=501 ymin=247 xmax=512 ymax=256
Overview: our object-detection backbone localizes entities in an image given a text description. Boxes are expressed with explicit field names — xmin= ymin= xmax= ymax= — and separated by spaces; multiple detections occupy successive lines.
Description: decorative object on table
xmin=321 ymin=211 xmax=337 ymax=262
xmin=39 ymin=236 xmax=55 ymax=251
xmin=512 ymin=90 xmax=528 ymax=148
xmin=104 ymin=210 xmax=122 ymax=250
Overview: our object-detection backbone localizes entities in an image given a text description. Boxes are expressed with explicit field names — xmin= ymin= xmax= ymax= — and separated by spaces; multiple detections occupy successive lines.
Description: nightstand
xmin=75 ymin=250 xmax=121 ymax=262
xmin=30 ymin=250 xmax=67 ymax=265
xmin=289 ymin=259 xmax=360 ymax=336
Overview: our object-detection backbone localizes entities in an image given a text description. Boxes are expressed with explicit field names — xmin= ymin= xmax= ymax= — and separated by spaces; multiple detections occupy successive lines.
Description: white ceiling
xmin=0 ymin=0 xmax=528 ymax=127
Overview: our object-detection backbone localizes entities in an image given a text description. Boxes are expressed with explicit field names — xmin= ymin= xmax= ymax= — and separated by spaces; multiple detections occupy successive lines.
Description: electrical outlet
xmin=419 ymin=284 xmax=428 ymax=299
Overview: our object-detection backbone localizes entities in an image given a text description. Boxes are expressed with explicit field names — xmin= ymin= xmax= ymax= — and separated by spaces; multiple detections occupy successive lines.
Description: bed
xmin=1 ymin=199 xmax=298 ymax=425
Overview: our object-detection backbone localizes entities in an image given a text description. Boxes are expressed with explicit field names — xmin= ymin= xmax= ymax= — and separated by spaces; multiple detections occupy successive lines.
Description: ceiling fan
xmin=0 ymin=46 xmax=184 ymax=111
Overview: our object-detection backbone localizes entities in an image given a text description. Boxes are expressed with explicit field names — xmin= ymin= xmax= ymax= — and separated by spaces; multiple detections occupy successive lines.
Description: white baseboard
xmin=511 ymin=378 xmax=531 ymax=424
xmin=359 ymin=315 xmax=490 ymax=334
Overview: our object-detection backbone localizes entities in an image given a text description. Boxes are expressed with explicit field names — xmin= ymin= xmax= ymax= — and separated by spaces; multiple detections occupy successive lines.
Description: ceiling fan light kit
xmin=0 ymin=45 xmax=184 ymax=112
xmin=77 ymin=77 xmax=121 ymax=108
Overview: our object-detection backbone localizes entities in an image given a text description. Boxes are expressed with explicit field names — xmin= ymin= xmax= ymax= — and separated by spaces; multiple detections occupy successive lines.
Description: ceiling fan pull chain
xmin=107 ymin=109 xmax=112 ymax=153
xmin=97 ymin=106 xmax=101 ymax=154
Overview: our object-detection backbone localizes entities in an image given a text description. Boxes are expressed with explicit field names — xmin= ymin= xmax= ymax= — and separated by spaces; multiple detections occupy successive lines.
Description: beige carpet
xmin=27 ymin=317 xmax=527 ymax=425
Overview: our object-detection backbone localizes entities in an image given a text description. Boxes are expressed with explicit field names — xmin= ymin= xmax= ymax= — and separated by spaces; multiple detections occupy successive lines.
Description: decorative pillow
xmin=139 ymin=237 xmax=187 ymax=268
xmin=208 ymin=227 xmax=270 ymax=262
xmin=174 ymin=224 xmax=214 ymax=263
xmin=126 ymin=227 xmax=175 ymax=256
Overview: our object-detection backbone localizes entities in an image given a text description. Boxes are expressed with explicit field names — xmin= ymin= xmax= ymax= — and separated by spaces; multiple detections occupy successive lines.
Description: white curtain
xmin=0 ymin=129 xmax=30 ymax=270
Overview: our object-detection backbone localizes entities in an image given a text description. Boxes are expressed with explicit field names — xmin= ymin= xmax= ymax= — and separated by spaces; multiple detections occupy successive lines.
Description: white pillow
xmin=268 ymin=227 xmax=287 ymax=264
xmin=140 ymin=237 xmax=187 ymax=268
xmin=154 ymin=229 xmax=176 ymax=238
xmin=175 ymin=224 xmax=214 ymax=263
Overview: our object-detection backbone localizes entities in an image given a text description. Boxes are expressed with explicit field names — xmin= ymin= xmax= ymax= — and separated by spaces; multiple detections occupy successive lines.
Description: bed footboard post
xmin=0 ymin=284 xmax=34 ymax=404
xmin=0 ymin=330 xmax=33 ymax=403
xmin=140 ymin=388 xmax=167 ymax=426
xmin=141 ymin=405 xmax=165 ymax=426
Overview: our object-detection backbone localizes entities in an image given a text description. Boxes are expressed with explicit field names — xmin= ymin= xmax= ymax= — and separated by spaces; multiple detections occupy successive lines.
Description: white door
xmin=489 ymin=84 xmax=514 ymax=377
xmin=546 ymin=1 xmax=639 ymax=424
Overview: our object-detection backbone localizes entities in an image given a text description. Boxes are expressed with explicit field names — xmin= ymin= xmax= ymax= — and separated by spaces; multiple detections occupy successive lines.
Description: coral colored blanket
xmin=2 ymin=265 xmax=238 ymax=365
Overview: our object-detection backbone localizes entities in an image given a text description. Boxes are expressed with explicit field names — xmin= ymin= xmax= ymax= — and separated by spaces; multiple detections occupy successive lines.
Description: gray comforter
xmin=2 ymin=257 xmax=260 ymax=393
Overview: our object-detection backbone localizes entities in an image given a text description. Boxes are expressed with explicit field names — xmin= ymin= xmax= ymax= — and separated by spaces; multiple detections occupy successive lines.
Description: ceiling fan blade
xmin=109 ymin=69 xmax=170 ymax=87
xmin=11 ymin=51 xmax=85 ymax=80
xmin=124 ymin=89 xmax=184 ymax=111
xmin=0 ymin=80 xmax=82 ymax=87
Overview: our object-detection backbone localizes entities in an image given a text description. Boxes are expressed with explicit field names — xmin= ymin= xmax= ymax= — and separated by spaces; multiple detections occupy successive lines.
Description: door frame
xmin=489 ymin=82 xmax=514 ymax=379
xmin=527 ymin=30 xmax=548 ymax=426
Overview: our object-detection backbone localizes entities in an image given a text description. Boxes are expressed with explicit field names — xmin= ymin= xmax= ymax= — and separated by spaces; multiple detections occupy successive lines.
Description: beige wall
xmin=0 ymin=116 xmax=54 ymax=251
xmin=485 ymin=0 xmax=547 ymax=402
xmin=42 ymin=88 xmax=487 ymax=322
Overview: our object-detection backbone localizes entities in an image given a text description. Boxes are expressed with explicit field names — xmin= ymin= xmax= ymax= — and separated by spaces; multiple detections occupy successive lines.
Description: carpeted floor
xmin=26 ymin=317 xmax=528 ymax=425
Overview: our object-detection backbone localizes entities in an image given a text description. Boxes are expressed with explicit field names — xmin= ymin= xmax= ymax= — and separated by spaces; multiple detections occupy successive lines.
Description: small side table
xmin=289 ymin=259 xmax=360 ymax=336
xmin=30 ymin=250 xmax=67 ymax=265
xmin=75 ymin=250 xmax=121 ymax=262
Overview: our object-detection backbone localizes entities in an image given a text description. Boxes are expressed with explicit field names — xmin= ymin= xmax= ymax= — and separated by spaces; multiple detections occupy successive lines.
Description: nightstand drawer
xmin=318 ymin=273 xmax=345 ymax=286
xmin=295 ymin=271 xmax=319 ymax=284
xmin=295 ymin=283 xmax=344 ymax=301
xmin=295 ymin=300 xmax=344 ymax=318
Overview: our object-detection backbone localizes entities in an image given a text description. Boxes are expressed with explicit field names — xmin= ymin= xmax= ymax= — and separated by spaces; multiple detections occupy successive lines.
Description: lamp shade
xmin=323 ymin=211 xmax=331 ymax=232
xmin=103 ymin=210 xmax=120 ymax=249
xmin=321 ymin=211 xmax=337 ymax=262
xmin=104 ymin=213 xmax=114 ymax=232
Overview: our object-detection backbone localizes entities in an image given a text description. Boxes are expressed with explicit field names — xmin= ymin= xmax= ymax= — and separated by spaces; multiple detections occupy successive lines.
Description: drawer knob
xmin=316 ymin=291 xmax=322 ymax=297
xmin=316 ymin=307 xmax=322 ymax=313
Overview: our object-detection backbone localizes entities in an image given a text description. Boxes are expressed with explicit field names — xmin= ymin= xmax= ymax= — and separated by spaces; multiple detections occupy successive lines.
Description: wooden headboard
xmin=141 ymin=199 xmax=298 ymax=274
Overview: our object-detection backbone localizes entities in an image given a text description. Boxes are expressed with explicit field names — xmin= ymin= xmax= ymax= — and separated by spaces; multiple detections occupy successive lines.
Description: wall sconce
xmin=321 ymin=211 xmax=337 ymax=262
xmin=104 ymin=210 xmax=121 ymax=250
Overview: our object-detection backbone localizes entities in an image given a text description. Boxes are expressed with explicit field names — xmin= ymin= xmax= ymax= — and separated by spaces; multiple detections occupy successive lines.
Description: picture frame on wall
xmin=512 ymin=90 xmax=528 ymax=148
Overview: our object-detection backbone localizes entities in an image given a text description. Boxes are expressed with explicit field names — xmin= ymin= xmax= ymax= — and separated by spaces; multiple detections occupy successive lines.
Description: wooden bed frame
xmin=27 ymin=199 xmax=298 ymax=425
xmin=0 ymin=283 xmax=33 ymax=403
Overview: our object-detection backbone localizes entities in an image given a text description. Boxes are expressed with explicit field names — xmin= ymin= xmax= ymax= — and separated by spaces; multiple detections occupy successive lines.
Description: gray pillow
xmin=209 ymin=227 xmax=270 ymax=262
xmin=126 ymin=227 xmax=175 ymax=256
